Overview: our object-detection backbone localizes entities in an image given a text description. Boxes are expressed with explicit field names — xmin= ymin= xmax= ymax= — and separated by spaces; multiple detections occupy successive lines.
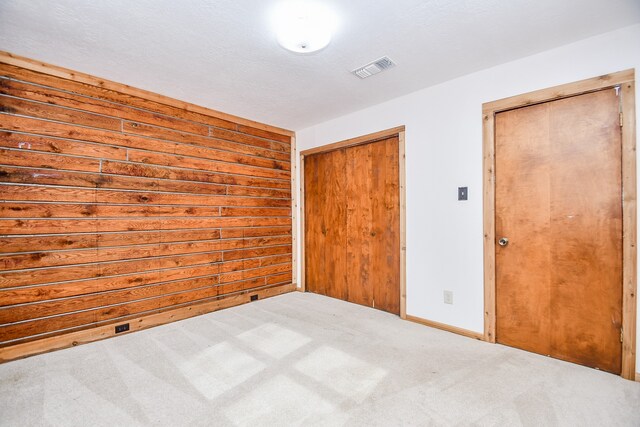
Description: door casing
xmin=482 ymin=70 xmax=637 ymax=380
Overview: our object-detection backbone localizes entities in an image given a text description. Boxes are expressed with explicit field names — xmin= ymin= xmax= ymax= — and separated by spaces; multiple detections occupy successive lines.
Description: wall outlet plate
xmin=115 ymin=323 xmax=130 ymax=334
xmin=443 ymin=290 xmax=454 ymax=305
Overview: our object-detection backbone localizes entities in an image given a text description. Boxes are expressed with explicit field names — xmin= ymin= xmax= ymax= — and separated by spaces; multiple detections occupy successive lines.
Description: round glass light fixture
xmin=272 ymin=1 xmax=338 ymax=54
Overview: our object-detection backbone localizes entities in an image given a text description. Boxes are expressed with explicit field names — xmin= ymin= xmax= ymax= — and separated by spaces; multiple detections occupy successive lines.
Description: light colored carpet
xmin=1 ymin=292 xmax=638 ymax=426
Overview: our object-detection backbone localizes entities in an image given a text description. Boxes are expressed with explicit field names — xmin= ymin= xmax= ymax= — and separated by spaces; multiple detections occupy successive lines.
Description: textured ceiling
xmin=1 ymin=0 xmax=639 ymax=130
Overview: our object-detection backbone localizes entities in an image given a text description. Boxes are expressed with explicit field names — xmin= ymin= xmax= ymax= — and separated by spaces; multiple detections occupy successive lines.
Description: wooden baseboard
xmin=0 ymin=283 xmax=296 ymax=363
xmin=636 ymin=372 xmax=640 ymax=382
xmin=405 ymin=314 xmax=485 ymax=341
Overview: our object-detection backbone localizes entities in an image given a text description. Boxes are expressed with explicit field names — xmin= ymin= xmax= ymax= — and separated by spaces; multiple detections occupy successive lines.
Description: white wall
xmin=295 ymin=24 xmax=640 ymax=367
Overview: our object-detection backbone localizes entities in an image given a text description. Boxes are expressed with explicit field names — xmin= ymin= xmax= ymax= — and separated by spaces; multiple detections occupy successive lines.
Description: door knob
xmin=498 ymin=237 xmax=509 ymax=246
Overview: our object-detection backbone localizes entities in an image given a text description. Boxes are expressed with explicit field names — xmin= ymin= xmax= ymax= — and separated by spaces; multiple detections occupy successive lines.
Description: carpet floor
xmin=1 ymin=291 xmax=639 ymax=426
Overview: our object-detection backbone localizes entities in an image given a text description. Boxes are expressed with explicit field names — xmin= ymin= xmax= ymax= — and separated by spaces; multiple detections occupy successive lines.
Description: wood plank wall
xmin=0 ymin=54 xmax=294 ymax=354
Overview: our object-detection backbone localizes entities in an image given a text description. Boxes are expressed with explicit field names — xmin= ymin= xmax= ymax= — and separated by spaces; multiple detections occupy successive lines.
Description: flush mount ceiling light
xmin=271 ymin=1 xmax=338 ymax=54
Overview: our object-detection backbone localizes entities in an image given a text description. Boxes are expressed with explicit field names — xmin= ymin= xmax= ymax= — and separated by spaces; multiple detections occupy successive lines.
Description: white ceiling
xmin=1 ymin=0 xmax=639 ymax=131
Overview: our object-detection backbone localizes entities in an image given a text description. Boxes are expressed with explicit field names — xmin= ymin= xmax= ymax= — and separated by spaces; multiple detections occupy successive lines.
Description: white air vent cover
xmin=352 ymin=56 xmax=396 ymax=79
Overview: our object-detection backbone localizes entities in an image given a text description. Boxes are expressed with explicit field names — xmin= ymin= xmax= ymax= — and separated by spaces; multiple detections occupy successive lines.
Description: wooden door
xmin=495 ymin=88 xmax=623 ymax=373
xmin=305 ymin=136 xmax=400 ymax=314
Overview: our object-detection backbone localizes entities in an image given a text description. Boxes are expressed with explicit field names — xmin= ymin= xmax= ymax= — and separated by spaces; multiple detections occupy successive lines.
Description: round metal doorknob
xmin=498 ymin=237 xmax=509 ymax=246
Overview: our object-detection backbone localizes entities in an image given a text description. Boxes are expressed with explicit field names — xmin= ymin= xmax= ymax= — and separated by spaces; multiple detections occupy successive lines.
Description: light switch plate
xmin=458 ymin=187 xmax=468 ymax=201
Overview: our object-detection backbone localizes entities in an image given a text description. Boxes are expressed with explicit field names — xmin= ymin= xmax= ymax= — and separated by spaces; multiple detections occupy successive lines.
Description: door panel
xmin=345 ymin=142 xmax=374 ymax=307
xmin=305 ymin=148 xmax=348 ymax=301
xmin=548 ymin=90 xmax=622 ymax=373
xmin=372 ymin=137 xmax=400 ymax=314
xmin=495 ymin=102 xmax=552 ymax=357
xmin=495 ymin=88 xmax=623 ymax=373
xmin=305 ymin=136 xmax=400 ymax=315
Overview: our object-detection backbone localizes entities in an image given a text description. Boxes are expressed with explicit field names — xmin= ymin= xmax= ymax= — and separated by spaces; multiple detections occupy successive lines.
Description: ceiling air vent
xmin=352 ymin=56 xmax=396 ymax=79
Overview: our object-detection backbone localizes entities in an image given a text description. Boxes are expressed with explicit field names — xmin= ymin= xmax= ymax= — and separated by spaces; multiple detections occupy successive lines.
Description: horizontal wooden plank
xmin=126 ymin=142 xmax=290 ymax=172
xmin=0 ymin=131 xmax=127 ymax=160
xmin=214 ymin=277 xmax=265 ymax=296
xmin=0 ymin=230 xmax=292 ymax=254
xmin=0 ymin=251 xmax=222 ymax=289
xmin=222 ymin=245 xmax=291 ymax=262
xmin=1 ymin=235 xmax=291 ymax=270
xmin=219 ymin=258 xmax=258 ymax=273
xmin=0 ymin=216 xmax=291 ymax=235
xmin=0 ymin=113 xmax=179 ymax=154
xmin=221 ymin=226 xmax=292 ymax=239
xmin=102 ymin=160 xmax=289 ymax=189
xmin=0 ymin=184 xmax=291 ymax=206
xmin=0 ymin=253 xmax=289 ymax=306
xmin=124 ymin=121 xmax=290 ymax=162
xmin=219 ymin=262 xmax=292 ymax=284
xmin=236 ymin=124 xmax=291 ymax=144
xmin=0 ymin=148 xmax=100 ymax=172
xmin=210 ymin=127 xmax=290 ymax=153
xmin=0 ymin=166 xmax=230 ymax=195
xmin=0 ymin=184 xmax=95 ymax=202
xmin=0 ymin=114 xmax=288 ymax=174
xmin=221 ymin=207 xmax=291 ymax=217
xmin=173 ymin=136 xmax=290 ymax=163
xmin=260 ymin=254 xmax=293 ymax=267
xmin=0 ymin=263 xmax=217 ymax=305
xmin=0 ymin=228 xmax=290 ymax=254
xmin=0 ymin=202 xmax=221 ymax=219
xmin=0 ymin=275 xmax=220 ymax=324
xmin=1 ymin=240 xmax=219 ymax=271
xmin=0 ymin=77 xmax=210 ymax=136
xmin=95 ymin=187 xmax=292 ymax=207
xmin=0 ymin=60 xmax=294 ymax=137
xmin=127 ymin=149 xmax=290 ymax=180
xmin=0 ymin=95 xmax=121 ymax=131
xmin=266 ymin=272 xmax=293 ymax=285
xmin=0 ymin=233 xmax=102 ymax=253
xmin=226 ymin=185 xmax=291 ymax=198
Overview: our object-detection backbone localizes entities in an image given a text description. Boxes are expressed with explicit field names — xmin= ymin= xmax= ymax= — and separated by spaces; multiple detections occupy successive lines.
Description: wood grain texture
xmin=300 ymin=126 xmax=405 ymax=156
xmin=305 ymin=136 xmax=400 ymax=315
xmin=398 ymin=131 xmax=407 ymax=319
xmin=304 ymin=148 xmax=348 ymax=300
xmin=482 ymin=112 xmax=497 ymax=343
xmin=0 ymin=54 xmax=293 ymax=354
xmin=495 ymin=102 xmax=553 ymax=357
xmin=484 ymin=70 xmax=637 ymax=380
xmin=290 ymin=136 xmax=298 ymax=288
xmin=496 ymin=89 xmax=623 ymax=374
xmin=0 ymin=51 xmax=294 ymax=137
xmin=299 ymin=153 xmax=306 ymax=292
xmin=620 ymin=81 xmax=637 ymax=379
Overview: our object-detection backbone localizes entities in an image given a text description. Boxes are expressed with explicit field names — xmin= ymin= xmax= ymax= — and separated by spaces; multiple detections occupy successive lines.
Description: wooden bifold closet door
xmin=495 ymin=88 xmax=623 ymax=374
xmin=304 ymin=136 xmax=400 ymax=314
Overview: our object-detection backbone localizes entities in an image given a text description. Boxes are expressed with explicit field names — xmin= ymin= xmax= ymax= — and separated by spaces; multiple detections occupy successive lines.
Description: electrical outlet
xmin=115 ymin=323 xmax=130 ymax=334
xmin=443 ymin=290 xmax=453 ymax=305
xmin=250 ymin=294 xmax=258 ymax=301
